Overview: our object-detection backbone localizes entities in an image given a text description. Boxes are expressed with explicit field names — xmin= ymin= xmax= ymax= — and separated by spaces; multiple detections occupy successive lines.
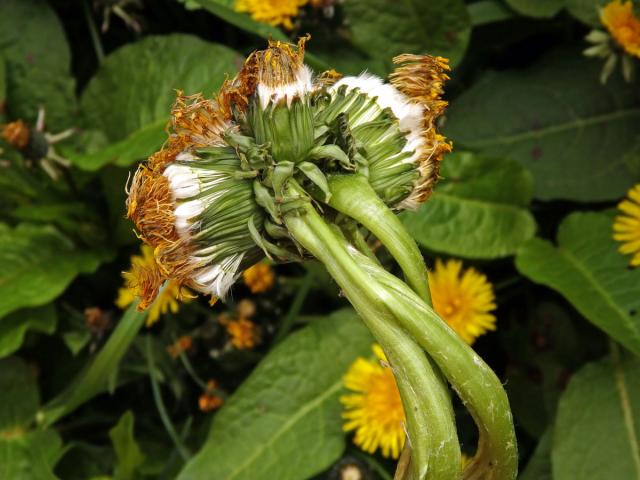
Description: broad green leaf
xmin=109 ymin=411 xmax=145 ymax=480
xmin=343 ymin=0 xmax=471 ymax=67
xmin=69 ymin=121 xmax=166 ymax=171
xmin=468 ymin=0 xmax=515 ymax=26
xmin=72 ymin=35 xmax=240 ymax=170
xmin=444 ymin=53 xmax=640 ymax=201
xmin=0 ymin=357 xmax=62 ymax=480
xmin=516 ymin=212 xmax=640 ymax=355
xmin=553 ymin=353 xmax=640 ymax=480
xmin=0 ymin=224 xmax=110 ymax=319
xmin=0 ymin=304 xmax=57 ymax=358
xmin=505 ymin=0 xmax=564 ymax=18
xmin=0 ymin=0 xmax=76 ymax=130
xmin=178 ymin=309 xmax=373 ymax=480
xmin=520 ymin=428 xmax=552 ymax=480
xmin=39 ymin=303 xmax=148 ymax=427
xmin=565 ymin=0 xmax=609 ymax=26
xmin=0 ymin=357 xmax=39 ymax=430
xmin=0 ymin=57 xmax=6 ymax=122
xmin=401 ymin=152 xmax=536 ymax=258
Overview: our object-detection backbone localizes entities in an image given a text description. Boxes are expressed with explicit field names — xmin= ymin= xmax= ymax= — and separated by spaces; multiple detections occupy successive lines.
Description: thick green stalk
xmin=350 ymin=248 xmax=518 ymax=480
xmin=284 ymin=191 xmax=461 ymax=480
xmin=327 ymin=174 xmax=431 ymax=304
xmin=38 ymin=302 xmax=148 ymax=428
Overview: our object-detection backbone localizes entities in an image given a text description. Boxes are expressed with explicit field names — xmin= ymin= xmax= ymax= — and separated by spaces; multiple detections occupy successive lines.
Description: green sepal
xmin=307 ymin=144 xmax=352 ymax=169
xmin=264 ymin=219 xmax=291 ymax=239
xmin=247 ymin=217 xmax=301 ymax=262
xmin=278 ymin=197 xmax=311 ymax=215
xmin=247 ymin=216 xmax=273 ymax=261
xmin=250 ymin=97 xmax=315 ymax=164
xmin=272 ymin=161 xmax=295 ymax=200
xmin=253 ymin=180 xmax=280 ymax=224
xmin=298 ymin=161 xmax=332 ymax=202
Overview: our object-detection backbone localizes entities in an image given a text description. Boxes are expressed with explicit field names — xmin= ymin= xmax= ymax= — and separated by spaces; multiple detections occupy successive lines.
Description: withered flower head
xmin=126 ymin=37 xmax=452 ymax=310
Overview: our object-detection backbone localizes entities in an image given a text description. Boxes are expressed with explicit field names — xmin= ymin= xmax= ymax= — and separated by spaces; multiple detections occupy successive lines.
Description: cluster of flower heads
xmin=341 ymin=259 xmax=497 ymax=458
xmin=126 ymin=37 xmax=451 ymax=311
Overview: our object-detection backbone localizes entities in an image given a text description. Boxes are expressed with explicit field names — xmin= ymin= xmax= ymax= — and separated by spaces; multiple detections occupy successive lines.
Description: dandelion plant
xmin=125 ymin=37 xmax=518 ymax=480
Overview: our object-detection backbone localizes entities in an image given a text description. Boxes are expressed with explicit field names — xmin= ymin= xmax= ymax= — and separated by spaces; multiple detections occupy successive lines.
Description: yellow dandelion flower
xmin=116 ymin=245 xmax=192 ymax=326
xmin=243 ymin=262 xmax=275 ymax=294
xmin=601 ymin=0 xmax=640 ymax=58
xmin=234 ymin=0 xmax=308 ymax=30
xmin=613 ymin=184 xmax=640 ymax=266
xmin=219 ymin=315 xmax=261 ymax=349
xmin=340 ymin=344 xmax=405 ymax=459
xmin=428 ymin=259 xmax=497 ymax=345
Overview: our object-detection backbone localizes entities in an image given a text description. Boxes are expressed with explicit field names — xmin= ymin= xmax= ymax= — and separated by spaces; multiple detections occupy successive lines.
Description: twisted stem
xmin=284 ymin=183 xmax=461 ymax=480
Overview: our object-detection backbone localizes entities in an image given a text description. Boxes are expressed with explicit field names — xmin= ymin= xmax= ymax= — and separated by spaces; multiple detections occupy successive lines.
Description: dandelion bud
xmin=317 ymin=54 xmax=451 ymax=209
xmin=240 ymin=37 xmax=316 ymax=163
xmin=127 ymin=95 xmax=266 ymax=306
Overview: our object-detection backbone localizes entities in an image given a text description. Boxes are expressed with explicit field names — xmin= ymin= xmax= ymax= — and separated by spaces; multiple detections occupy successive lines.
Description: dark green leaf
xmin=468 ymin=0 xmax=515 ymax=26
xmin=565 ymin=0 xmax=609 ymax=26
xmin=553 ymin=352 xmax=640 ymax=480
xmin=177 ymin=309 xmax=373 ymax=480
xmin=520 ymin=428 xmax=552 ymax=480
xmin=505 ymin=0 xmax=564 ymax=18
xmin=0 ymin=224 xmax=110 ymax=319
xmin=72 ymin=35 xmax=240 ymax=170
xmin=0 ymin=305 xmax=57 ymax=358
xmin=516 ymin=212 xmax=640 ymax=355
xmin=0 ymin=0 xmax=76 ymax=130
xmin=0 ymin=357 xmax=62 ymax=480
xmin=402 ymin=152 xmax=536 ymax=258
xmin=109 ymin=411 xmax=145 ymax=480
xmin=343 ymin=0 xmax=471 ymax=66
xmin=444 ymin=53 xmax=640 ymax=201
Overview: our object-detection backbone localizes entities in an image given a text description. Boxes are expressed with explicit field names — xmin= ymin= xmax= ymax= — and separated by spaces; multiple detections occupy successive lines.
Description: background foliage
xmin=1 ymin=0 xmax=639 ymax=479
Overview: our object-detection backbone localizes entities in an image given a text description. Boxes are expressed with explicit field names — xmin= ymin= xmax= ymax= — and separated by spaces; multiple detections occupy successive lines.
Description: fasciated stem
xmin=349 ymin=247 xmax=518 ymax=480
xmin=327 ymin=174 xmax=431 ymax=304
xmin=284 ymin=187 xmax=461 ymax=480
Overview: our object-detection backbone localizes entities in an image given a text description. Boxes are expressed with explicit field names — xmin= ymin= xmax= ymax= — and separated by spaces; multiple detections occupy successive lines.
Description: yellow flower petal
xmin=429 ymin=258 xmax=498 ymax=345
xmin=613 ymin=183 xmax=640 ymax=267
xmin=234 ymin=0 xmax=308 ymax=30
xmin=601 ymin=1 xmax=640 ymax=57
xmin=340 ymin=344 xmax=406 ymax=459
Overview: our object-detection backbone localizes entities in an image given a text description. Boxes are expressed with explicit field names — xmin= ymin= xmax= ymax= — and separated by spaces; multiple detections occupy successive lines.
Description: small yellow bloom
xmin=613 ymin=184 xmax=640 ymax=266
xmin=601 ymin=0 xmax=640 ymax=57
xmin=116 ymin=245 xmax=192 ymax=326
xmin=219 ymin=315 xmax=261 ymax=349
xmin=234 ymin=0 xmax=308 ymax=30
xmin=340 ymin=345 xmax=405 ymax=459
xmin=429 ymin=259 xmax=497 ymax=345
xmin=243 ymin=262 xmax=275 ymax=294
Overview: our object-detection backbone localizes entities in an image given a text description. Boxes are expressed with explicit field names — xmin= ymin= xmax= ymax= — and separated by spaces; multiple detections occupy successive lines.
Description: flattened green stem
xmin=350 ymin=248 xmax=518 ymax=480
xmin=284 ymin=187 xmax=461 ymax=480
xmin=38 ymin=301 xmax=148 ymax=428
xmin=327 ymin=174 xmax=431 ymax=304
